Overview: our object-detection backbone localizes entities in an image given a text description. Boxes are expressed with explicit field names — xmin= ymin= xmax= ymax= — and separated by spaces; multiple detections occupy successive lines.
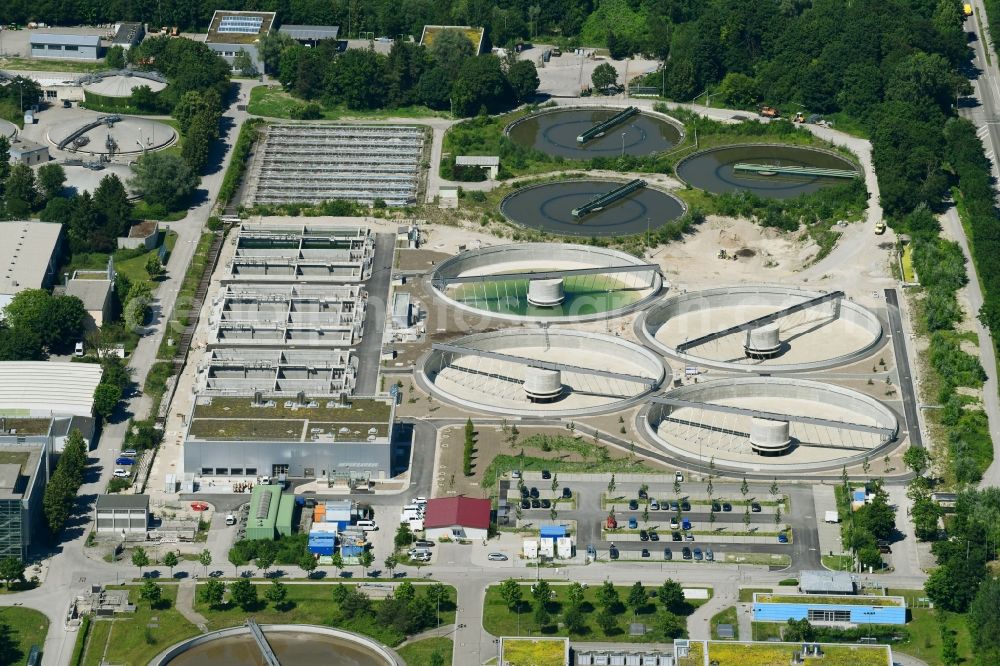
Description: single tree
xmin=132 ymin=547 xmax=150 ymax=577
xmin=265 ymin=579 xmax=288 ymax=609
xmin=608 ymin=474 xmax=617 ymax=496
xmin=199 ymin=579 xmax=226 ymax=607
xmin=331 ymin=552 xmax=344 ymax=576
xmin=591 ymin=62 xmax=618 ymax=91
xmin=657 ymin=579 xmax=685 ymax=613
xmin=627 ymin=581 xmax=647 ymax=614
xmin=129 ymin=152 xmax=199 ymax=211
xmin=0 ymin=557 xmax=25 ymax=589
xmin=769 ymin=478 xmax=779 ymax=497
xmin=228 ymin=548 xmax=246 ymax=576
xmin=533 ymin=602 xmax=550 ymax=628
xmin=597 ymin=580 xmax=619 ymax=611
xmin=359 ymin=550 xmax=375 ymax=577
xmin=163 ymin=551 xmax=179 ymax=577
xmin=233 ymin=49 xmax=258 ymax=76
xmin=903 ymin=447 xmax=931 ymax=476
xmin=256 ymin=550 xmax=276 ymax=577
xmin=567 ymin=582 xmax=585 ymax=610
xmin=396 ymin=580 xmax=416 ymax=603
xmin=532 ymin=580 xmax=551 ymax=606
xmin=93 ymin=383 xmax=122 ymax=419
xmin=198 ymin=549 xmax=212 ymax=577
xmin=656 ymin=610 xmax=685 ymax=638
xmin=106 ymin=45 xmax=126 ymax=69
xmin=551 ymin=473 xmax=558 ymax=493
xmin=299 ymin=552 xmax=318 ymax=578
xmin=499 ymin=578 xmax=522 ymax=611
xmin=36 ymin=163 xmax=66 ymax=200
xmin=229 ymin=578 xmax=257 ymax=610
xmin=146 ymin=255 xmax=164 ymax=278
xmin=140 ymin=579 xmax=162 ymax=605
xmin=563 ymin=604 xmax=585 ymax=633
xmin=384 ymin=554 xmax=398 ymax=578
xmin=507 ymin=60 xmax=540 ymax=102
xmin=740 ymin=477 xmax=749 ymax=499
xmin=596 ymin=608 xmax=617 ymax=634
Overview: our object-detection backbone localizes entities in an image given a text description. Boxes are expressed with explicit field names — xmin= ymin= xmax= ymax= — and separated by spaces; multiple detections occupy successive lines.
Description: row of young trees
xmin=42 ymin=430 xmax=87 ymax=534
xmin=263 ymin=30 xmax=538 ymax=115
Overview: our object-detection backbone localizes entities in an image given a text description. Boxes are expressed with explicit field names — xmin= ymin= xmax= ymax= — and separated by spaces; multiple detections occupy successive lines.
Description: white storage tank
xmin=527 ymin=278 xmax=565 ymax=306
xmin=523 ymin=367 xmax=563 ymax=402
xmin=749 ymin=417 xmax=792 ymax=455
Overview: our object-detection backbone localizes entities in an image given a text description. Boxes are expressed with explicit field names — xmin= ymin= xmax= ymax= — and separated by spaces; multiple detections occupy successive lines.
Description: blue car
xmin=778 ymin=532 xmax=789 ymax=543
xmin=628 ymin=517 xmax=638 ymax=529
xmin=681 ymin=518 xmax=692 ymax=530
xmin=115 ymin=456 xmax=135 ymax=466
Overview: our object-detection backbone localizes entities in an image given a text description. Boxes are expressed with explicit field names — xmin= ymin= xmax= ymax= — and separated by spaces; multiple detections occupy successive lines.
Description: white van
xmin=74 ymin=342 xmax=84 ymax=357
xmin=356 ymin=520 xmax=378 ymax=532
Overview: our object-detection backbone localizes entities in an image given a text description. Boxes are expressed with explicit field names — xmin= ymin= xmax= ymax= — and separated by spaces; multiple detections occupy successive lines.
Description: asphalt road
xmin=884 ymin=289 xmax=923 ymax=449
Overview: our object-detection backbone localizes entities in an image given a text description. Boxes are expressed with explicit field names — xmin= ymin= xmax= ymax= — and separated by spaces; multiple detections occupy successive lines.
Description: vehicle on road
xmin=225 ymin=514 xmax=236 ymax=526
xmin=488 ymin=553 xmax=508 ymax=561
xmin=874 ymin=221 xmax=887 ymax=235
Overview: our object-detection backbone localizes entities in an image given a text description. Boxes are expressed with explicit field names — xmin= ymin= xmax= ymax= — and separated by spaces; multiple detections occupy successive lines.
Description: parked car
xmin=587 ymin=544 xmax=597 ymax=558
xmin=693 ymin=548 xmax=703 ymax=561
xmin=663 ymin=547 xmax=672 ymax=560
xmin=712 ymin=502 xmax=721 ymax=512
xmin=650 ymin=500 xmax=659 ymax=510
xmin=488 ymin=553 xmax=508 ymax=561
xmin=520 ymin=486 xmax=529 ymax=498
xmin=722 ymin=502 xmax=732 ymax=512
xmin=541 ymin=470 xmax=551 ymax=479
xmin=225 ymin=514 xmax=237 ymax=526
xmin=681 ymin=501 xmax=691 ymax=511
xmin=669 ymin=518 xmax=680 ymax=529
xmin=638 ymin=488 xmax=648 ymax=499
xmin=751 ymin=502 xmax=762 ymax=512
xmin=649 ymin=531 xmax=659 ymax=542
xmin=414 ymin=540 xmax=435 ymax=548
xmin=682 ymin=547 xmax=692 ymax=560
xmin=878 ymin=543 xmax=892 ymax=554
xmin=641 ymin=548 xmax=650 ymax=558
xmin=778 ymin=533 xmax=789 ymax=543
xmin=113 ymin=468 xmax=129 ymax=478
xmin=531 ymin=499 xmax=540 ymax=508
xmin=628 ymin=518 xmax=638 ymax=529
xmin=639 ymin=530 xmax=649 ymax=541
xmin=706 ymin=548 xmax=714 ymax=561
xmin=530 ymin=487 xmax=539 ymax=498
xmin=681 ymin=518 xmax=692 ymax=530
xmin=685 ymin=532 xmax=695 ymax=541
xmin=671 ymin=531 xmax=682 ymax=541
xmin=628 ymin=500 xmax=639 ymax=510
xmin=675 ymin=471 xmax=684 ymax=483
xmin=562 ymin=487 xmax=572 ymax=499
xmin=670 ymin=501 xmax=679 ymax=511
xmin=121 ymin=449 xmax=137 ymax=457
xmin=115 ymin=457 xmax=134 ymax=466
xmin=609 ymin=547 xmax=619 ymax=560
xmin=521 ymin=500 xmax=530 ymax=509
xmin=540 ymin=499 xmax=551 ymax=509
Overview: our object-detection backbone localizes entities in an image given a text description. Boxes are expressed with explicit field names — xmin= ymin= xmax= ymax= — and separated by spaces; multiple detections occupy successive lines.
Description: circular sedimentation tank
xmin=47 ymin=114 xmax=177 ymax=156
xmin=499 ymin=179 xmax=686 ymax=237
xmin=644 ymin=377 xmax=899 ymax=472
xmin=675 ymin=144 xmax=861 ymax=199
xmin=638 ymin=286 xmax=882 ymax=372
xmin=430 ymin=243 xmax=663 ymax=323
xmin=505 ymin=106 xmax=683 ymax=159
xmin=153 ymin=624 xmax=403 ymax=665
xmin=83 ymin=73 xmax=168 ymax=98
xmin=421 ymin=328 xmax=665 ymax=417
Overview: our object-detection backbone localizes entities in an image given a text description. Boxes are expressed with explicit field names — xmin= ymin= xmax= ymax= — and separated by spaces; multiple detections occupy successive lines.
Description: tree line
xmin=260 ymin=29 xmax=538 ymax=116
xmin=42 ymin=429 xmax=88 ymax=535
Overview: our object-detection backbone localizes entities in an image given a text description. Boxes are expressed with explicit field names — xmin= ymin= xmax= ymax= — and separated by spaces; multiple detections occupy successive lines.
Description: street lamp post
xmin=621 ymin=132 xmax=626 ymax=157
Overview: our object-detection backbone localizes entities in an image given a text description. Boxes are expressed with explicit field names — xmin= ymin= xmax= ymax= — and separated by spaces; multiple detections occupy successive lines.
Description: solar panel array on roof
xmin=219 ymin=15 xmax=264 ymax=34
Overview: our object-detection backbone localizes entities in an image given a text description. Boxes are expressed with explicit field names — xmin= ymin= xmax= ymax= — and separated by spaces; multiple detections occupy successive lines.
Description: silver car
xmin=488 ymin=552 xmax=508 ymax=561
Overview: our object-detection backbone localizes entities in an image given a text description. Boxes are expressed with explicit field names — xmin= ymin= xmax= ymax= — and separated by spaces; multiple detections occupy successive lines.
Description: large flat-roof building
xmin=0 ymin=442 xmax=48 ymax=560
xmin=0 ymin=222 xmax=63 ymax=300
xmin=799 ymin=570 xmax=856 ymax=595
xmin=182 ymin=395 xmax=395 ymax=483
xmin=0 ymin=362 xmax=103 ymax=420
xmin=225 ymin=224 xmax=375 ymax=284
xmin=204 ymin=10 xmax=276 ymax=73
xmin=30 ymin=32 xmax=103 ymax=60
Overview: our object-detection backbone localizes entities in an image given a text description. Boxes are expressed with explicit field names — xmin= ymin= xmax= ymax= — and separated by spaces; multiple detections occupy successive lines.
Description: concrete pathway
xmin=685 ymin=575 xmax=738 ymax=641
xmin=175 ymin=582 xmax=208 ymax=632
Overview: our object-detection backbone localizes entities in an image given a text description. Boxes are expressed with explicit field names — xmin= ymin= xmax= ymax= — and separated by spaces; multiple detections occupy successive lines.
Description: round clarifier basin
xmin=421 ymin=328 xmax=665 ymax=417
xmin=47 ymin=114 xmax=177 ymax=156
xmin=638 ymin=286 xmax=882 ymax=372
xmin=500 ymin=180 xmax=686 ymax=237
xmin=644 ymin=376 xmax=899 ymax=472
xmin=505 ymin=107 xmax=683 ymax=159
xmin=430 ymin=243 xmax=663 ymax=323
xmin=153 ymin=625 xmax=402 ymax=666
xmin=675 ymin=144 xmax=860 ymax=199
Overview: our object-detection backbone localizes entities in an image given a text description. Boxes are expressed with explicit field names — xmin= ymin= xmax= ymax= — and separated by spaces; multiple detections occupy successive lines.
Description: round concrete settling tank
xmin=505 ymin=106 xmax=684 ymax=160
xmin=644 ymin=377 xmax=899 ymax=472
xmin=421 ymin=329 xmax=665 ymax=417
xmin=430 ymin=243 xmax=663 ymax=323
xmin=637 ymin=286 xmax=882 ymax=372
xmin=675 ymin=144 xmax=861 ymax=199
xmin=152 ymin=624 xmax=404 ymax=666
xmin=47 ymin=114 xmax=177 ymax=156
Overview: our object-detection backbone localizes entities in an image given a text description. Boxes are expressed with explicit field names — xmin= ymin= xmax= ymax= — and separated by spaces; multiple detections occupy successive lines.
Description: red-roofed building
xmin=423 ymin=496 xmax=492 ymax=540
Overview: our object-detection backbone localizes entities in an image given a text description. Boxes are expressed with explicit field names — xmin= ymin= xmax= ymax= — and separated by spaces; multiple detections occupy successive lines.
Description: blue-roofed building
xmin=753 ymin=592 xmax=906 ymax=625
xmin=30 ymin=33 xmax=103 ymax=60
xmin=540 ymin=525 xmax=567 ymax=539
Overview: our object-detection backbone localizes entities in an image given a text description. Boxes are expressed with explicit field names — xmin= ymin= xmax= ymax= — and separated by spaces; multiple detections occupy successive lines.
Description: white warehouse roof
xmin=0 ymin=362 xmax=103 ymax=418
xmin=455 ymin=155 xmax=499 ymax=166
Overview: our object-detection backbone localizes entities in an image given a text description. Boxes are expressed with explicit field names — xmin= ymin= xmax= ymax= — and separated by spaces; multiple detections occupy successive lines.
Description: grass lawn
xmin=247 ymin=85 xmax=449 ymax=120
xmin=0 ymin=607 xmax=48 ymax=664
xmin=482 ymin=582 xmax=705 ymax=642
xmin=822 ymin=554 xmax=855 ymax=571
xmin=756 ymin=594 xmax=903 ymax=607
xmin=0 ymin=56 xmax=105 ymax=73
xmin=704 ymin=640 xmax=890 ymax=666
xmin=398 ymin=637 xmax=453 ymax=665
xmin=195 ymin=582 xmax=456 ymax=647
xmin=64 ymin=232 xmax=175 ymax=287
xmin=710 ymin=606 xmax=738 ymax=640
xmin=902 ymin=243 xmax=916 ymax=282
xmin=749 ymin=622 xmax=784 ymax=641
xmin=80 ymin=586 xmax=199 ymax=666
xmin=133 ymin=201 xmax=187 ymax=222
xmin=738 ymin=588 xmax=771 ymax=603
xmin=887 ymin=592 xmax=971 ymax=666
xmin=501 ymin=637 xmax=567 ymax=666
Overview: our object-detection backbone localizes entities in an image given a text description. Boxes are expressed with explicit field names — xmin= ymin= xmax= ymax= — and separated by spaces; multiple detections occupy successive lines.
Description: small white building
xmin=95 ymin=494 xmax=149 ymax=534
xmin=455 ymin=155 xmax=499 ymax=179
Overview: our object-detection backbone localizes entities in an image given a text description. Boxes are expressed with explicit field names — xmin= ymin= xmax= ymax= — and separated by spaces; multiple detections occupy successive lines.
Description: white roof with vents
xmin=0 ymin=222 xmax=62 ymax=297
xmin=0 ymin=362 xmax=103 ymax=418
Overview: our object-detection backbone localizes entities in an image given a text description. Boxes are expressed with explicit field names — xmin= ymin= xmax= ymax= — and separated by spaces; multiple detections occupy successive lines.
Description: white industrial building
xmin=0 ymin=222 xmax=63 ymax=304
xmin=0 ymin=362 xmax=103 ymax=419
xmin=30 ymin=32 xmax=103 ymax=60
